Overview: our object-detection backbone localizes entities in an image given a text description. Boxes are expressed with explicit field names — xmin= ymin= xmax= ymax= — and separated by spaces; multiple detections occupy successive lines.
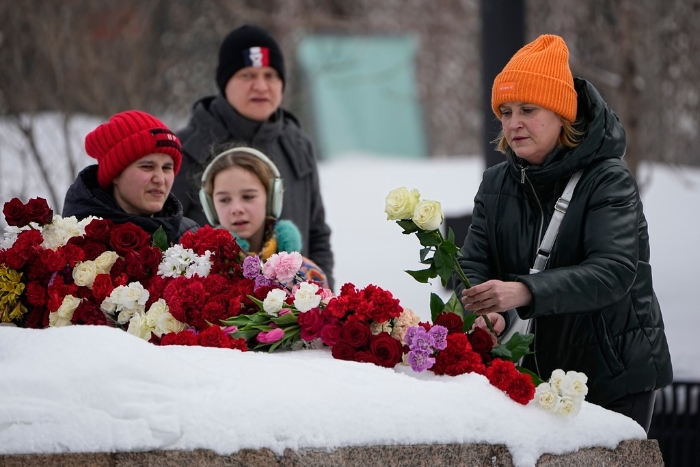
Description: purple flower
xmin=254 ymin=274 xmax=277 ymax=290
xmin=428 ymin=325 xmax=448 ymax=350
xmin=243 ymin=255 xmax=261 ymax=279
xmin=406 ymin=326 xmax=434 ymax=351
xmin=408 ymin=349 xmax=435 ymax=372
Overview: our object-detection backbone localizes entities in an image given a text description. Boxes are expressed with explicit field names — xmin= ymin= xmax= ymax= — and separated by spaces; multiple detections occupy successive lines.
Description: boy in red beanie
xmin=63 ymin=110 xmax=197 ymax=243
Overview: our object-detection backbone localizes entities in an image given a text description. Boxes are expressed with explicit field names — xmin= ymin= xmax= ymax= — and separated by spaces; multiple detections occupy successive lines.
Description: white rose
xmin=293 ymin=282 xmax=321 ymax=312
xmin=560 ymin=371 xmax=589 ymax=399
xmin=49 ymin=295 xmax=81 ymax=327
xmin=94 ymin=251 xmax=119 ymax=274
xmin=72 ymin=261 xmax=98 ymax=288
xmin=412 ymin=199 xmax=443 ymax=231
xmin=534 ymin=382 xmax=559 ymax=412
xmin=384 ymin=187 xmax=421 ymax=221
xmin=127 ymin=312 xmax=153 ymax=340
xmin=263 ymin=288 xmax=288 ymax=315
xmin=145 ymin=299 xmax=169 ymax=328
xmin=154 ymin=312 xmax=187 ymax=337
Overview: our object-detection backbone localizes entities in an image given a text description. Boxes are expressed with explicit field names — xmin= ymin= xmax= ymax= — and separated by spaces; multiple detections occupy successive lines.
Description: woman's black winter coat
xmin=456 ymin=79 xmax=672 ymax=407
xmin=63 ymin=165 xmax=198 ymax=244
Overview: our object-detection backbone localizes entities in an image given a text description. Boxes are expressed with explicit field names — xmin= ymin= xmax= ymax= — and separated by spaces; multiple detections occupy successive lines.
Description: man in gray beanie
xmin=173 ymin=24 xmax=335 ymax=289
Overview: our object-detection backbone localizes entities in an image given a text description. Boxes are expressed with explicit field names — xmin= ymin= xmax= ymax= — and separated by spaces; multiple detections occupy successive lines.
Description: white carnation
xmin=127 ymin=312 xmax=153 ymax=340
xmin=560 ymin=371 xmax=589 ymax=399
xmin=293 ymin=282 xmax=321 ymax=312
xmin=263 ymin=288 xmax=288 ymax=315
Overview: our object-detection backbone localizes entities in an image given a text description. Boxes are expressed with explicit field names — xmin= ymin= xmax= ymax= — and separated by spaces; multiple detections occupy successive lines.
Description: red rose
xmin=25 ymin=198 xmax=53 ymax=225
xmin=71 ymin=300 xmax=109 ymax=326
xmin=84 ymin=218 xmax=114 ymax=244
xmin=435 ymin=312 xmax=464 ymax=334
xmin=138 ymin=245 xmax=162 ymax=272
xmin=331 ymin=341 xmax=356 ymax=361
xmin=24 ymin=306 xmax=49 ymax=329
xmin=3 ymin=198 xmax=28 ymax=227
xmin=354 ymin=350 xmax=379 ymax=365
xmin=124 ymin=252 xmax=146 ymax=280
xmin=369 ymin=332 xmax=403 ymax=368
xmin=109 ymin=222 xmax=150 ymax=256
xmin=341 ymin=320 xmax=372 ymax=349
xmin=320 ymin=321 xmax=343 ymax=346
xmin=506 ymin=372 xmax=536 ymax=405
xmin=298 ymin=307 xmax=326 ymax=341
xmin=469 ymin=326 xmax=496 ymax=354
xmin=81 ymin=240 xmax=107 ymax=261
xmin=91 ymin=274 xmax=114 ymax=303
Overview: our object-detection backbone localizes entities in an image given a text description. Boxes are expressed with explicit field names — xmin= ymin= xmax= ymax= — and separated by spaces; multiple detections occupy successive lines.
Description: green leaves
xmin=152 ymin=226 xmax=169 ymax=251
xmin=490 ymin=332 xmax=534 ymax=363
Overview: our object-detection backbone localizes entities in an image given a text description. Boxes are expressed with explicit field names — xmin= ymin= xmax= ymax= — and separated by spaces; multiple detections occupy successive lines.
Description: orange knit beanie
xmin=491 ymin=34 xmax=577 ymax=122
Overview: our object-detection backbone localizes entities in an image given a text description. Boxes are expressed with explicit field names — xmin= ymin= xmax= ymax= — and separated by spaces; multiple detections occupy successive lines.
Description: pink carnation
xmin=262 ymin=252 xmax=303 ymax=283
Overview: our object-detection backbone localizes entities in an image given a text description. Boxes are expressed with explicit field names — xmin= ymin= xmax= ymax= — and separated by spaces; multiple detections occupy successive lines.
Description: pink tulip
xmin=257 ymin=328 xmax=285 ymax=344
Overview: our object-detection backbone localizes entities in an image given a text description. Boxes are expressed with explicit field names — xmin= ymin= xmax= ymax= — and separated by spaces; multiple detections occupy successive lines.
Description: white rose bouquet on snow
xmin=534 ymin=369 xmax=589 ymax=417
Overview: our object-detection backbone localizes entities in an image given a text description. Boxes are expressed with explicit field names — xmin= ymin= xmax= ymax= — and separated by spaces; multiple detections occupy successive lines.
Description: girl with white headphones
xmin=200 ymin=143 xmax=328 ymax=287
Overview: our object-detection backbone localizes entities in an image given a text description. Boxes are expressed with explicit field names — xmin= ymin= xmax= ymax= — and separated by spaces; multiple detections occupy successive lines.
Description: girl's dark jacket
xmin=456 ymin=79 xmax=672 ymax=407
xmin=171 ymin=95 xmax=334 ymax=289
xmin=62 ymin=165 xmax=198 ymax=244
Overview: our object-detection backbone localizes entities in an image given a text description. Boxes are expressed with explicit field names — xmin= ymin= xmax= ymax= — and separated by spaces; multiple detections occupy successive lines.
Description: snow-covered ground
xmin=0 ymin=325 xmax=645 ymax=467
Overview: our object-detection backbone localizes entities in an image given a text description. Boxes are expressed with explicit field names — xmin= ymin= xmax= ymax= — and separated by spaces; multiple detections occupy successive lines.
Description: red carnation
xmin=3 ymin=198 xmax=28 ymax=227
xmin=42 ymin=249 xmax=66 ymax=272
xmin=369 ymin=332 xmax=403 ymax=368
xmin=341 ymin=320 xmax=371 ymax=348
xmin=432 ymin=333 xmax=486 ymax=376
xmin=485 ymin=358 xmax=520 ymax=392
xmin=24 ymin=306 xmax=49 ymax=329
xmin=109 ymin=222 xmax=150 ymax=256
xmin=91 ymin=274 xmax=114 ymax=303
xmin=25 ymin=198 xmax=53 ymax=225
xmin=161 ymin=330 xmax=199 ymax=346
xmin=59 ymin=243 xmax=85 ymax=267
xmin=71 ymin=300 xmax=109 ymax=326
xmin=506 ymin=372 xmax=536 ymax=405
xmin=25 ymin=281 xmax=47 ymax=307
xmin=435 ymin=312 xmax=464 ymax=334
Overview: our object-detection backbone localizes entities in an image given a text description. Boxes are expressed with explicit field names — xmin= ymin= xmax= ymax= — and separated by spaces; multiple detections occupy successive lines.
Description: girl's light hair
xmin=202 ymin=143 xmax=273 ymax=197
xmin=494 ymin=116 xmax=583 ymax=154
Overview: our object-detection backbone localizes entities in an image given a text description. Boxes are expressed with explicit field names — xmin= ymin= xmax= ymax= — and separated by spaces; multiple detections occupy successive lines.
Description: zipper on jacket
xmin=519 ymin=165 xmax=543 ymax=377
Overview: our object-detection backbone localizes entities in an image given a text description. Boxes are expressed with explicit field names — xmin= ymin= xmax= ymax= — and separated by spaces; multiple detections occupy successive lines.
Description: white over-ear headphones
xmin=199 ymin=146 xmax=284 ymax=226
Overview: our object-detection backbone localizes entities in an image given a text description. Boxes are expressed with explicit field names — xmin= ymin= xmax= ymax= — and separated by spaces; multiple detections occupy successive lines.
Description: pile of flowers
xmin=1 ymin=195 xmax=588 ymax=416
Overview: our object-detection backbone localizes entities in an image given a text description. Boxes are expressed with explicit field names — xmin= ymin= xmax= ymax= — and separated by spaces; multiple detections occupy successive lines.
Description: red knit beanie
xmin=84 ymin=110 xmax=182 ymax=189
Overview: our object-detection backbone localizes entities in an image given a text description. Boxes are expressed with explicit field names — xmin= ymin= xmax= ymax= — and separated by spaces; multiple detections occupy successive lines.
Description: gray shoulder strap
xmin=530 ymin=169 xmax=584 ymax=273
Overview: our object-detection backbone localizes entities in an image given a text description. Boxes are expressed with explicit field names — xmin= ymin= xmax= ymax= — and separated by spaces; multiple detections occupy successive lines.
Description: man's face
xmin=224 ymin=66 xmax=283 ymax=122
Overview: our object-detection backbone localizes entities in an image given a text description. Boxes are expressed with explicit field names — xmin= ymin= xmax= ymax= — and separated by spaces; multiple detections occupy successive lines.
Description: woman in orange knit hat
xmin=456 ymin=34 xmax=671 ymax=432
xmin=62 ymin=110 xmax=198 ymax=243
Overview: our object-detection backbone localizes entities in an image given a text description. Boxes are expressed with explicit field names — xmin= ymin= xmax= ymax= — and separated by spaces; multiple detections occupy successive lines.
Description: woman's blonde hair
xmin=493 ymin=116 xmax=583 ymax=154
